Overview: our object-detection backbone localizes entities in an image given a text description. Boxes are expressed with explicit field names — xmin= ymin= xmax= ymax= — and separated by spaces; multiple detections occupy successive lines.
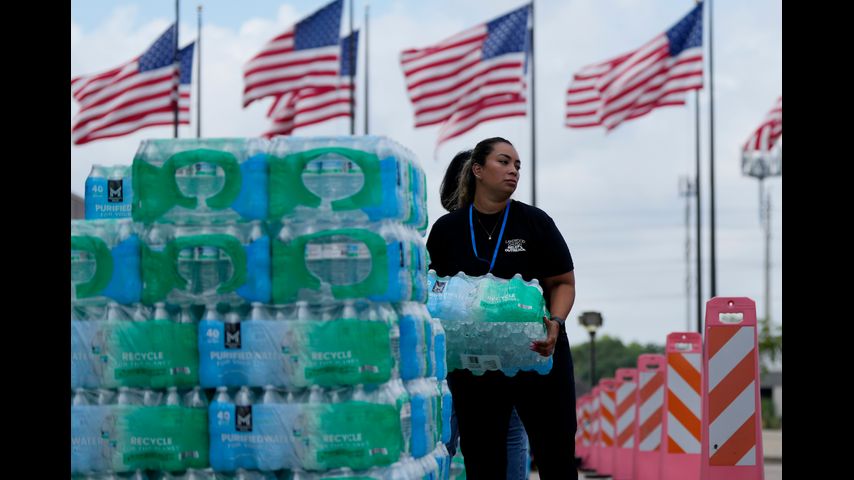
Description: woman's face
xmin=473 ymin=142 xmax=521 ymax=196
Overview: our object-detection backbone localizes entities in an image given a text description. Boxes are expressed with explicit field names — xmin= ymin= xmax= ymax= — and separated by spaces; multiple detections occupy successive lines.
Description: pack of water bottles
xmin=86 ymin=165 xmax=134 ymax=220
xmin=71 ymin=469 xmax=295 ymax=479
xmin=427 ymin=271 xmax=553 ymax=376
xmin=72 ymin=219 xmax=142 ymax=305
xmin=288 ymin=443 xmax=450 ymax=479
xmin=139 ymin=221 xmax=271 ymax=306
xmin=271 ymin=219 xmax=427 ymax=305
xmin=268 ymin=136 xmax=427 ymax=231
xmin=71 ymin=387 xmax=210 ymax=474
xmin=72 ymin=303 xmax=199 ymax=389
xmin=197 ymin=302 xmax=443 ymax=389
xmin=132 ymin=138 xmax=269 ymax=224
xmin=208 ymin=382 xmax=409 ymax=471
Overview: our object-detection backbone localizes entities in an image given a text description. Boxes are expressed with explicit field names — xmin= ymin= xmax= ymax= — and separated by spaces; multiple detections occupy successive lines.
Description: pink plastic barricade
xmin=576 ymin=395 xmax=584 ymax=458
xmin=597 ymin=378 xmax=620 ymax=477
xmin=589 ymin=386 xmax=602 ymax=472
xmin=701 ymin=298 xmax=765 ymax=480
xmin=633 ymin=354 xmax=666 ymax=480
xmin=613 ymin=368 xmax=638 ymax=480
xmin=662 ymin=332 xmax=703 ymax=480
xmin=577 ymin=394 xmax=591 ymax=464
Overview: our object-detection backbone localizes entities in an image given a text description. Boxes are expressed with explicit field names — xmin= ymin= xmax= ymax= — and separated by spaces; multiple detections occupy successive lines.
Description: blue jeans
xmin=506 ymin=407 xmax=531 ymax=480
xmin=445 ymin=406 xmax=529 ymax=480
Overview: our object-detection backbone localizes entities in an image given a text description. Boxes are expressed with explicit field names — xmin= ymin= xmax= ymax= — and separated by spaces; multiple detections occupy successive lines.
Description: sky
xmin=71 ymin=0 xmax=783 ymax=353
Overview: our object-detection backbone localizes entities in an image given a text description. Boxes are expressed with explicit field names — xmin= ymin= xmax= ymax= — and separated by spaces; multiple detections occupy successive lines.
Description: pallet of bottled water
xmin=427 ymin=271 xmax=553 ymax=376
xmin=73 ymin=135 xmax=443 ymax=479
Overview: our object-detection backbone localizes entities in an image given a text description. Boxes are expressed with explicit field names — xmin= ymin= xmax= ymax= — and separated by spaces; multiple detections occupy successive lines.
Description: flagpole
xmin=174 ymin=0 xmax=180 ymax=138
xmin=695 ymin=91 xmax=703 ymax=332
xmin=529 ymin=1 xmax=536 ymax=207
xmin=694 ymin=0 xmax=703 ymax=333
xmin=349 ymin=0 xmax=355 ymax=135
xmin=708 ymin=0 xmax=717 ymax=297
xmin=364 ymin=2 xmax=370 ymax=135
xmin=196 ymin=4 xmax=202 ymax=138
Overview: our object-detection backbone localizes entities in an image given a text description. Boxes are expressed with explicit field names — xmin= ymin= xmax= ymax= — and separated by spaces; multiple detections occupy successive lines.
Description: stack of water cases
xmin=71 ymin=219 xmax=211 ymax=480
xmin=72 ymin=136 xmax=448 ymax=479
xmin=192 ymin=136 xmax=450 ymax=479
xmin=426 ymin=271 xmax=553 ymax=376
xmin=73 ymin=137 xmax=274 ymax=479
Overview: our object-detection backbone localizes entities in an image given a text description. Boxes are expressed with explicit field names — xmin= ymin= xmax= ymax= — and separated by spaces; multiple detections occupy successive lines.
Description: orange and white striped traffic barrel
xmin=613 ymin=368 xmax=638 ymax=480
xmin=701 ymin=297 xmax=765 ymax=480
xmin=597 ymin=377 xmax=620 ymax=477
xmin=662 ymin=332 xmax=703 ymax=480
xmin=590 ymin=386 xmax=603 ymax=472
xmin=633 ymin=354 xmax=666 ymax=480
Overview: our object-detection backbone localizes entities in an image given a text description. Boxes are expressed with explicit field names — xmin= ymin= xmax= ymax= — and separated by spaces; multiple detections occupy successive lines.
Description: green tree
xmin=571 ymin=335 xmax=664 ymax=392
xmin=757 ymin=317 xmax=782 ymax=374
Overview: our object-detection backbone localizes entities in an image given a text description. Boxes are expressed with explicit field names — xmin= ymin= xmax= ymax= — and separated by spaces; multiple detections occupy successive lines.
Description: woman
xmin=427 ymin=137 xmax=578 ymax=479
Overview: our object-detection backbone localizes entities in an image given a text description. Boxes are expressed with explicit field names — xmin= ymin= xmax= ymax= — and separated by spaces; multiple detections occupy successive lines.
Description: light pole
xmin=579 ymin=311 xmax=603 ymax=388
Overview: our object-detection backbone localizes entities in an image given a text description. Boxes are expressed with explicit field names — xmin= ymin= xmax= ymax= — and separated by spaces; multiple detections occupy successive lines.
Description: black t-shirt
xmin=427 ymin=200 xmax=574 ymax=307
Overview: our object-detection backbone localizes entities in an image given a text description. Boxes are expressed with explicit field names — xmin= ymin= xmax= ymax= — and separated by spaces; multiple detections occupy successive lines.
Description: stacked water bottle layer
xmin=71 ymin=387 xmax=209 ymax=475
xmin=427 ymin=270 xmax=554 ymax=376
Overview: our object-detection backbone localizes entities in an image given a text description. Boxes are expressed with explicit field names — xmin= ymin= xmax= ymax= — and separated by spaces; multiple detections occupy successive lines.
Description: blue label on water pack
xmin=199 ymin=320 xmax=284 ymax=388
xmin=86 ymin=177 xmax=133 ymax=219
xmin=208 ymin=402 xmax=300 ymax=471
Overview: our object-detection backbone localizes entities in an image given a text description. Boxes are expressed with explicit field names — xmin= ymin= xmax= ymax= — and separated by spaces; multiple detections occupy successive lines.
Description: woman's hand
xmin=530 ymin=316 xmax=560 ymax=357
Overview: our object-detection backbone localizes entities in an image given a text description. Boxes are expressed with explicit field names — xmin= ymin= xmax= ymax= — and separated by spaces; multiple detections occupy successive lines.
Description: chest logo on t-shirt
xmin=505 ymin=239 xmax=527 ymax=253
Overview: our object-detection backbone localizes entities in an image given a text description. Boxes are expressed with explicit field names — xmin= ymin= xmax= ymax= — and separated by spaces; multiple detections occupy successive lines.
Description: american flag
xmin=742 ymin=96 xmax=782 ymax=179
xmin=565 ymin=3 xmax=703 ymax=131
xmin=243 ymin=0 xmax=343 ymax=108
xmin=400 ymin=4 xmax=530 ymax=146
xmin=264 ymin=31 xmax=357 ymax=138
xmin=71 ymin=25 xmax=194 ymax=145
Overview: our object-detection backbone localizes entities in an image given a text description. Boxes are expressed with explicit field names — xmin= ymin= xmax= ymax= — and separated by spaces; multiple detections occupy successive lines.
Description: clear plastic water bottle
xmin=117 ymin=387 xmax=139 ymax=405
xmin=195 ymin=160 xmax=225 ymax=204
xmin=176 ymin=225 xmax=196 ymax=291
xmin=73 ymin=388 xmax=90 ymax=406
xmin=262 ymin=385 xmax=282 ymax=404
xmin=85 ymin=165 xmax=108 ymax=219
xmin=97 ymin=388 xmax=115 ymax=406
xmin=197 ymin=228 xmax=220 ymax=295
xmin=186 ymin=386 xmax=208 ymax=408
xmin=166 ymin=387 xmax=181 ymax=406
xmin=143 ymin=389 xmax=160 ymax=406
xmin=213 ymin=386 xmax=231 ymax=405
xmin=178 ymin=305 xmax=196 ymax=324
xmin=222 ymin=224 xmax=240 ymax=285
xmin=236 ymin=386 xmax=254 ymax=407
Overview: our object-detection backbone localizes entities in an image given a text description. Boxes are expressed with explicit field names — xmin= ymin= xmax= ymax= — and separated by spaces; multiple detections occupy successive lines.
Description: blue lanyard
xmin=469 ymin=202 xmax=510 ymax=273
